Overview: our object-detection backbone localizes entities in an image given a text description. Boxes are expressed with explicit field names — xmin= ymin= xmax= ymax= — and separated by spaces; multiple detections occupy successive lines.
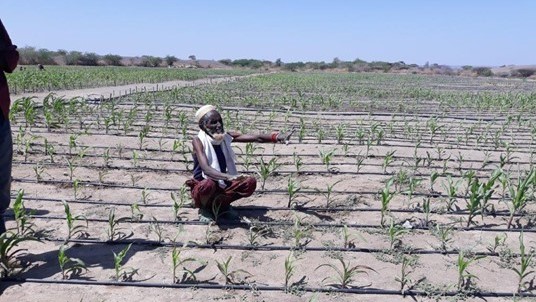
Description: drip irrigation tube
xmin=11 ymin=177 xmax=513 ymax=203
xmin=15 ymin=154 xmax=523 ymax=177
xmin=20 ymin=126 xmax=533 ymax=153
xmin=2 ymin=277 xmax=534 ymax=298
xmin=40 ymin=237 xmax=520 ymax=258
xmin=12 ymin=213 xmax=536 ymax=233
xmin=23 ymin=118 xmax=536 ymax=143
xmin=22 ymin=141 xmax=536 ymax=166
xmin=13 ymin=195 xmax=526 ymax=218
xmin=14 ymin=159 xmax=512 ymax=180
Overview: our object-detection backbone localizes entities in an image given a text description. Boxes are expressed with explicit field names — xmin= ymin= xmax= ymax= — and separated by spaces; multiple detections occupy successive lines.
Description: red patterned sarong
xmin=185 ymin=176 xmax=257 ymax=208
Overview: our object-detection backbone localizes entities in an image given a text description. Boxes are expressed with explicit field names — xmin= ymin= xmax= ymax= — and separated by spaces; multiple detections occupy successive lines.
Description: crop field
xmin=6 ymin=65 xmax=258 ymax=94
xmin=2 ymin=72 xmax=536 ymax=301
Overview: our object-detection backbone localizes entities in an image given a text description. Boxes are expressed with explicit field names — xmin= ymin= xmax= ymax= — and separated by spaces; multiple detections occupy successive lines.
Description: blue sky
xmin=2 ymin=0 xmax=535 ymax=66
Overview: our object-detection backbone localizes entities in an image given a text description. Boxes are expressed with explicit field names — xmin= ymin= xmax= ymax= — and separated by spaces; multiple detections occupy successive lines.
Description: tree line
xmin=16 ymin=46 xmax=535 ymax=78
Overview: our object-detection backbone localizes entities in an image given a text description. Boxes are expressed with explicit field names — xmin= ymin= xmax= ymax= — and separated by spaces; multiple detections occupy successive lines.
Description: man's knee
xmin=196 ymin=179 xmax=219 ymax=192
xmin=241 ymin=176 xmax=257 ymax=196
xmin=192 ymin=179 xmax=219 ymax=208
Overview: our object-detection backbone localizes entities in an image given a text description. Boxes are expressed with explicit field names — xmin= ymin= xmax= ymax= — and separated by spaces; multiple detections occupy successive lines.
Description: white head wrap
xmin=195 ymin=105 xmax=217 ymax=123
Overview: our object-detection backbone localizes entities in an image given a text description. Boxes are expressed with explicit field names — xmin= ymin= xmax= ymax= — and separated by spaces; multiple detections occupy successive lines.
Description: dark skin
xmin=192 ymin=110 xmax=294 ymax=183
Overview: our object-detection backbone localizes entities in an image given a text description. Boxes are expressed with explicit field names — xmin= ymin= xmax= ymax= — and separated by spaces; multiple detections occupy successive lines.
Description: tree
xmin=331 ymin=57 xmax=341 ymax=68
xmin=78 ymin=52 xmax=99 ymax=66
xmin=65 ymin=51 xmax=83 ymax=65
xmin=514 ymin=69 xmax=536 ymax=78
xmin=103 ymin=54 xmax=123 ymax=66
xmin=473 ymin=67 xmax=493 ymax=77
xmin=164 ymin=55 xmax=178 ymax=66
xmin=275 ymin=58 xmax=283 ymax=67
xmin=140 ymin=55 xmax=162 ymax=67
xmin=188 ymin=55 xmax=196 ymax=61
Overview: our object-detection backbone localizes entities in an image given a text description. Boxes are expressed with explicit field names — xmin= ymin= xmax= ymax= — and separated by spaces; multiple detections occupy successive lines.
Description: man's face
xmin=203 ymin=110 xmax=225 ymax=139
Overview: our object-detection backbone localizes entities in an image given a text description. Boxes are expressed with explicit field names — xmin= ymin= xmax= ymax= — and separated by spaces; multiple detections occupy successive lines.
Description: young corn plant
xmin=284 ymin=251 xmax=298 ymax=292
xmin=421 ymin=197 xmax=432 ymax=226
xmin=395 ymin=255 xmax=417 ymax=296
xmin=68 ymin=134 xmax=79 ymax=155
xmin=429 ymin=171 xmax=440 ymax=193
xmin=0 ymin=232 xmax=40 ymax=277
xmin=380 ymin=179 xmax=395 ymax=227
xmin=66 ymin=158 xmax=78 ymax=181
xmin=382 ymin=150 xmax=396 ymax=174
xmin=505 ymin=169 xmax=535 ymax=229
xmin=465 ymin=171 xmax=500 ymax=227
xmin=316 ymin=128 xmax=325 ymax=143
xmin=317 ymin=180 xmax=342 ymax=208
xmin=72 ymin=179 xmax=81 ymax=200
xmin=355 ymin=154 xmax=365 ymax=173
xmin=216 ymin=256 xmax=251 ymax=285
xmin=140 ymin=187 xmax=151 ymax=205
xmin=487 ymin=233 xmax=507 ymax=253
xmin=113 ymin=243 xmax=138 ymax=281
xmin=340 ymin=224 xmax=364 ymax=249
xmin=130 ymin=202 xmax=144 ymax=221
xmin=246 ymin=225 xmax=272 ymax=246
xmin=287 ymin=176 xmax=301 ymax=208
xmin=12 ymin=190 xmax=36 ymax=237
xmin=293 ymin=152 xmax=303 ymax=173
xmin=319 ymin=149 xmax=336 ymax=172
xmin=44 ymin=139 xmax=56 ymax=163
xmin=315 ymin=256 xmax=376 ymax=289
xmin=62 ymin=200 xmax=88 ymax=239
xmin=149 ymin=217 xmax=166 ymax=242
xmin=456 ymin=250 xmax=485 ymax=291
xmin=33 ymin=161 xmax=46 ymax=182
xmin=441 ymin=176 xmax=462 ymax=211
xmin=291 ymin=215 xmax=311 ymax=248
xmin=512 ymin=232 xmax=535 ymax=293
xmin=106 ymin=208 xmax=130 ymax=241
xmin=256 ymin=157 xmax=280 ymax=191
xmin=171 ymin=245 xmax=205 ymax=283
xmin=432 ymin=224 xmax=454 ymax=252
xmin=335 ymin=123 xmax=346 ymax=144
xmin=58 ymin=244 xmax=87 ymax=279
xmin=171 ymin=190 xmax=187 ymax=221
xmin=387 ymin=221 xmax=408 ymax=251
xmin=404 ymin=176 xmax=422 ymax=203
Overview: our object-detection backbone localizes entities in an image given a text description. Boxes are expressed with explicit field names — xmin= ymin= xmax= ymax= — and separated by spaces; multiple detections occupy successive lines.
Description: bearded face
xmin=202 ymin=110 xmax=225 ymax=141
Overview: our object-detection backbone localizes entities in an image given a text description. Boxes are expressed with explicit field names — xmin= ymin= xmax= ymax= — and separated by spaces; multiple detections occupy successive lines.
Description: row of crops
xmin=2 ymin=71 xmax=536 ymax=300
xmin=6 ymin=65 xmax=259 ymax=94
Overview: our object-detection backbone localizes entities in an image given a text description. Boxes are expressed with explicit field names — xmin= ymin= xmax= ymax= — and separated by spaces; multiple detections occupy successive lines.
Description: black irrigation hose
xmin=32 ymin=95 xmax=536 ymax=122
xmin=18 ymin=111 xmax=535 ymax=137
xmin=19 ymin=106 xmax=536 ymax=133
xmin=19 ymin=141 xmax=536 ymax=167
xmin=4 ymin=277 xmax=535 ymax=298
xmin=10 ymin=177 xmax=513 ymax=203
xmin=12 ymin=195 xmax=527 ymax=219
xmin=13 ymin=213 xmax=536 ymax=233
xmin=20 ymin=119 xmax=536 ymax=148
xmin=37 ymin=236 xmax=521 ymax=258
xmin=21 ymin=125 xmax=536 ymax=153
xmin=17 ymin=143 xmax=533 ymax=172
xmin=13 ymin=158 xmax=525 ymax=182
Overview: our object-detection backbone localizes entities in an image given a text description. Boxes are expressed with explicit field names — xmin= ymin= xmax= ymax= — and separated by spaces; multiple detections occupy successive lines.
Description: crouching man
xmin=185 ymin=105 xmax=293 ymax=223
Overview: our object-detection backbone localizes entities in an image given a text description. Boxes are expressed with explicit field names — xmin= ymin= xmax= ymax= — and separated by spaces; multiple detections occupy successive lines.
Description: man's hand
xmin=227 ymin=174 xmax=248 ymax=182
xmin=276 ymin=127 xmax=296 ymax=145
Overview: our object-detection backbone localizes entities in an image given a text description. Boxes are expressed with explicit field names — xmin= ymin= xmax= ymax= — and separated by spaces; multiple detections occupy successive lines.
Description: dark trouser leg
xmin=186 ymin=178 xmax=219 ymax=208
xmin=0 ymin=118 xmax=13 ymax=234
